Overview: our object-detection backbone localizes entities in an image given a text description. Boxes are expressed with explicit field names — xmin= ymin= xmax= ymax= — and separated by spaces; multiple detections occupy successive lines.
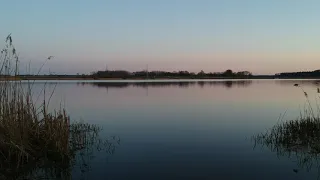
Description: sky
xmin=0 ymin=0 xmax=320 ymax=75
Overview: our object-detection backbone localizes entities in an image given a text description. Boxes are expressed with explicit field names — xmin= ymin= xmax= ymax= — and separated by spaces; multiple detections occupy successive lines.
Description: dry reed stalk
xmin=0 ymin=35 xmax=119 ymax=179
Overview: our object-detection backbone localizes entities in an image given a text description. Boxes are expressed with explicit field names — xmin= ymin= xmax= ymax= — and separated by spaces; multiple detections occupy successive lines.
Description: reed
xmin=0 ymin=35 xmax=119 ymax=179
xmin=252 ymin=83 xmax=320 ymax=175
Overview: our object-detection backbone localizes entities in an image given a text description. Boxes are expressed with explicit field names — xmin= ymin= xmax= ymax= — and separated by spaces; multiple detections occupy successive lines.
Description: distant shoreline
xmin=3 ymin=77 xmax=320 ymax=81
xmin=3 ymin=69 xmax=319 ymax=81
xmin=2 ymin=76 xmax=320 ymax=81
xmin=0 ymin=76 xmax=271 ymax=81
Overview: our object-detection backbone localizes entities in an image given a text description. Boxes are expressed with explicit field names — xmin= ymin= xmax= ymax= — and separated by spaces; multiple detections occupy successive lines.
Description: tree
xmin=179 ymin=71 xmax=190 ymax=77
xmin=242 ymin=71 xmax=252 ymax=76
xmin=197 ymin=70 xmax=205 ymax=76
xmin=223 ymin=69 xmax=233 ymax=77
xmin=236 ymin=71 xmax=252 ymax=77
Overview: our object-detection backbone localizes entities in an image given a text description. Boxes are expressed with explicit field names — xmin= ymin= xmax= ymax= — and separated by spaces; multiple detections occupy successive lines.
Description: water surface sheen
xmin=38 ymin=79 xmax=320 ymax=180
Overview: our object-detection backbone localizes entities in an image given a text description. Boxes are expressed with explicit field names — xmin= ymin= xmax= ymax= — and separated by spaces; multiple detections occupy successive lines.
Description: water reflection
xmin=275 ymin=80 xmax=320 ymax=87
xmin=78 ymin=80 xmax=252 ymax=89
xmin=12 ymin=79 xmax=320 ymax=179
xmin=252 ymin=116 xmax=320 ymax=178
xmin=0 ymin=124 xmax=120 ymax=180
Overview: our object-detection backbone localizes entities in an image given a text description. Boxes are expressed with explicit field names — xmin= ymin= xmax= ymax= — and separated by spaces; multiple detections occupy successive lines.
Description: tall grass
xmin=0 ymin=35 xmax=119 ymax=179
xmin=252 ymin=83 xmax=320 ymax=176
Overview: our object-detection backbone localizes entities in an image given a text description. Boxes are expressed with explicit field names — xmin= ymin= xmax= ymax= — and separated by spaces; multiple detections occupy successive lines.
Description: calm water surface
xmin=32 ymin=79 xmax=320 ymax=179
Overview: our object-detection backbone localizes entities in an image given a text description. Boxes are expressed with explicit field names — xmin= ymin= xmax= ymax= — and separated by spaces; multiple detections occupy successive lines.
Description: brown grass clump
xmin=252 ymin=84 xmax=320 ymax=176
xmin=0 ymin=35 xmax=119 ymax=179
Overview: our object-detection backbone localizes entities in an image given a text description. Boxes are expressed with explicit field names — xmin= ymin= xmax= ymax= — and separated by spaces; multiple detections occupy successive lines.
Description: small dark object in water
xmin=293 ymin=169 xmax=298 ymax=173
xmin=294 ymin=84 xmax=299 ymax=87
xmin=317 ymin=88 xmax=320 ymax=93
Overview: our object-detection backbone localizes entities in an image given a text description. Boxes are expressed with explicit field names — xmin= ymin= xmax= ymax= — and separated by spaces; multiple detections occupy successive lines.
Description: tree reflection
xmin=252 ymin=116 xmax=320 ymax=177
xmin=0 ymin=123 xmax=120 ymax=180
xmin=78 ymin=80 xmax=252 ymax=89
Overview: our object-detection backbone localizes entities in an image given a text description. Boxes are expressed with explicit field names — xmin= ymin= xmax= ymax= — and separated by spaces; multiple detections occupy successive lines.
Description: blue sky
xmin=0 ymin=0 xmax=320 ymax=74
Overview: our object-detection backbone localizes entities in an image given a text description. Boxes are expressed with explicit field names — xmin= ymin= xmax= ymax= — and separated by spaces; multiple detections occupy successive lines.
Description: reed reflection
xmin=252 ymin=114 xmax=320 ymax=177
xmin=0 ymin=123 xmax=120 ymax=180
xmin=275 ymin=80 xmax=320 ymax=87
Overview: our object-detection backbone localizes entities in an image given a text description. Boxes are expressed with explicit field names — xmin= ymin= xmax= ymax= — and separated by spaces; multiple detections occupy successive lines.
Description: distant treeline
xmin=9 ymin=69 xmax=320 ymax=80
xmin=91 ymin=69 xmax=320 ymax=79
xmin=91 ymin=69 xmax=253 ymax=79
xmin=275 ymin=70 xmax=320 ymax=79
xmin=16 ymin=74 xmax=92 ymax=79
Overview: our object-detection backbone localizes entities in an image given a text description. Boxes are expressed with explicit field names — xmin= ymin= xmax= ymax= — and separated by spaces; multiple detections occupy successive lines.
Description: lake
xmin=25 ymin=79 xmax=320 ymax=179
